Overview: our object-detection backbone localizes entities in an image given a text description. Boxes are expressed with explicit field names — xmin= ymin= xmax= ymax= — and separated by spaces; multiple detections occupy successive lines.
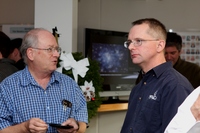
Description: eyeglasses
xmin=124 ymin=39 xmax=159 ymax=48
xmin=31 ymin=47 xmax=62 ymax=54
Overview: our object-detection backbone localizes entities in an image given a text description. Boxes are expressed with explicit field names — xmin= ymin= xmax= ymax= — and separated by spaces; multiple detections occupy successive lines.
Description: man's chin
xmin=51 ymin=66 xmax=57 ymax=72
xmin=132 ymin=59 xmax=141 ymax=65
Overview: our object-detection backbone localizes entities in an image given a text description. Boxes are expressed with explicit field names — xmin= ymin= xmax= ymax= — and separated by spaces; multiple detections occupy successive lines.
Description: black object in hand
xmin=49 ymin=123 xmax=73 ymax=129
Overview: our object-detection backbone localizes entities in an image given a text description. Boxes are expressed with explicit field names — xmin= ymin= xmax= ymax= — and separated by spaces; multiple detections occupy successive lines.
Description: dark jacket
xmin=173 ymin=57 xmax=200 ymax=88
xmin=0 ymin=58 xmax=18 ymax=82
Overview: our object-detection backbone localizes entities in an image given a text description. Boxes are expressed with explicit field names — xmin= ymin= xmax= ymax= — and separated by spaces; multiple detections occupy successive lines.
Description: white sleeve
xmin=187 ymin=121 xmax=200 ymax=133
xmin=164 ymin=86 xmax=200 ymax=133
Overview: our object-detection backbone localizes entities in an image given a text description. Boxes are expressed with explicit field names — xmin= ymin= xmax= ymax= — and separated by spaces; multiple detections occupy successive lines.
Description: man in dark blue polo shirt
xmin=121 ymin=18 xmax=193 ymax=133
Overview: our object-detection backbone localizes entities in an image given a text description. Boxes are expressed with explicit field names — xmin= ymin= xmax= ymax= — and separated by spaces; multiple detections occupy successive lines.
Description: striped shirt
xmin=0 ymin=66 xmax=88 ymax=133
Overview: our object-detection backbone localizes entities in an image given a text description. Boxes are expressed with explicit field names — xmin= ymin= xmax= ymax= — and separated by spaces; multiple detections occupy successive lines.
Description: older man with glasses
xmin=0 ymin=28 xmax=88 ymax=133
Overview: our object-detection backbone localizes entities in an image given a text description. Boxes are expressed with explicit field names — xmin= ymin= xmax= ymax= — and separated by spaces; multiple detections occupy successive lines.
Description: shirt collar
xmin=21 ymin=66 xmax=60 ymax=86
xmin=152 ymin=61 xmax=173 ymax=78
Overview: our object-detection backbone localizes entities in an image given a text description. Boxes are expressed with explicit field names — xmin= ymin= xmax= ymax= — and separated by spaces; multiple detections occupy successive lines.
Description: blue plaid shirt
xmin=0 ymin=67 xmax=88 ymax=133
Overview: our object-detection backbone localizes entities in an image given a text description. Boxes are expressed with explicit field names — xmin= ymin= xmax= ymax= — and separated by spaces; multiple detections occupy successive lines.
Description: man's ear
xmin=12 ymin=48 xmax=19 ymax=56
xmin=156 ymin=40 xmax=165 ymax=52
xmin=26 ymin=48 xmax=34 ymax=61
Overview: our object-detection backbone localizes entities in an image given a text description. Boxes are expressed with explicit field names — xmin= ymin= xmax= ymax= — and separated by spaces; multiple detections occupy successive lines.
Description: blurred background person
xmin=165 ymin=32 xmax=200 ymax=88
xmin=0 ymin=31 xmax=10 ymax=59
xmin=0 ymin=31 xmax=18 ymax=82
xmin=8 ymin=38 xmax=25 ymax=70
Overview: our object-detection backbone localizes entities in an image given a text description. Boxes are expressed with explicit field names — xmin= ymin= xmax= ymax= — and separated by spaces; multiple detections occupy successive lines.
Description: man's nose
xmin=165 ymin=54 xmax=172 ymax=61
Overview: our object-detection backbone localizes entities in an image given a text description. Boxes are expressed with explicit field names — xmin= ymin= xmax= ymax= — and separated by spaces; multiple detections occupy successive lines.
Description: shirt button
xmin=144 ymin=82 xmax=146 ymax=85
xmin=47 ymin=106 xmax=49 ymax=109
xmin=139 ymin=97 xmax=142 ymax=100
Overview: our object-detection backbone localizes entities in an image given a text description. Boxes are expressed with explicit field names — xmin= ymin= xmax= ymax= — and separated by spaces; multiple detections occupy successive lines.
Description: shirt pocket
xmin=142 ymin=97 xmax=161 ymax=132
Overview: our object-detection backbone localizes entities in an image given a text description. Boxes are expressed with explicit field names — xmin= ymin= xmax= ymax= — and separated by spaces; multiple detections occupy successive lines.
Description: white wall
xmin=34 ymin=0 xmax=78 ymax=53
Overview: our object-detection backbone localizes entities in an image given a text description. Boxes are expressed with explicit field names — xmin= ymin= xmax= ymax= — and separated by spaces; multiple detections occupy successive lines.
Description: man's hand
xmin=57 ymin=118 xmax=79 ymax=133
xmin=25 ymin=118 xmax=48 ymax=133
xmin=191 ymin=94 xmax=200 ymax=121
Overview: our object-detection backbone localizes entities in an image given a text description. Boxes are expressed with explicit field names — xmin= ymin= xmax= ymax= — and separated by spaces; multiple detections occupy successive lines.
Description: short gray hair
xmin=20 ymin=28 xmax=48 ymax=64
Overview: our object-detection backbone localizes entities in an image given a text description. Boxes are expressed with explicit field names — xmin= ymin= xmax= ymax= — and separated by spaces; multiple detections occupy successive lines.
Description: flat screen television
xmin=85 ymin=28 xmax=140 ymax=99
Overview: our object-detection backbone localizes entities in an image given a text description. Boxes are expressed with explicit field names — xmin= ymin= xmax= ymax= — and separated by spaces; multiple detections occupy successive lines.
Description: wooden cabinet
xmin=98 ymin=103 xmax=128 ymax=112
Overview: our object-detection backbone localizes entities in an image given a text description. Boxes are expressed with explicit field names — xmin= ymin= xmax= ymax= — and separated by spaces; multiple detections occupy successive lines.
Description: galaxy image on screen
xmin=92 ymin=43 xmax=129 ymax=74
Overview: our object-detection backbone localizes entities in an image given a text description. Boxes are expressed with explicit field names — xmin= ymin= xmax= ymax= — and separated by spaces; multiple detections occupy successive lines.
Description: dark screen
xmin=85 ymin=28 xmax=140 ymax=92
